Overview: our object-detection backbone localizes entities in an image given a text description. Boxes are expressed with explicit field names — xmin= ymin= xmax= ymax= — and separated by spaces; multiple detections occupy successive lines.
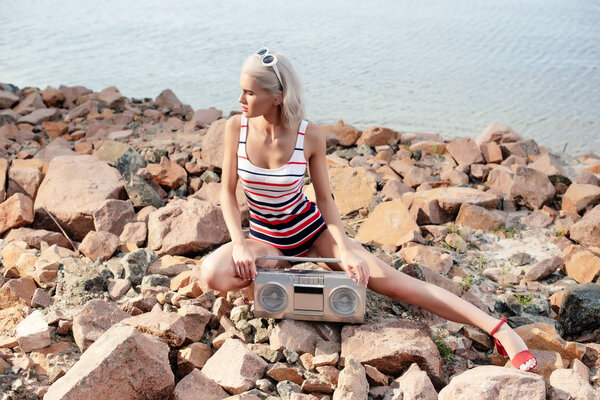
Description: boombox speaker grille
xmin=329 ymin=287 xmax=359 ymax=317
xmin=258 ymin=284 xmax=288 ymax=313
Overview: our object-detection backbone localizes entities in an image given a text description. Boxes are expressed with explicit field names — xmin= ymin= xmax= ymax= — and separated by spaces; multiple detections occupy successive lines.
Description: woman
xmin=201 ymin=48 xmax=537 ymax=372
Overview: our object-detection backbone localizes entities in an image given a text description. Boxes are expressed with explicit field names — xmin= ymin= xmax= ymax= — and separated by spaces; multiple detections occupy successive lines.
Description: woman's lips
xmin=241 ymin=106 xmax=248 ymax=111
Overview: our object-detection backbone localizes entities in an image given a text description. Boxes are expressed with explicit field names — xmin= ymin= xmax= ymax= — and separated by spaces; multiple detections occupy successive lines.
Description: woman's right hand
xmin=232 ymin=242 xmax=257 ymax=280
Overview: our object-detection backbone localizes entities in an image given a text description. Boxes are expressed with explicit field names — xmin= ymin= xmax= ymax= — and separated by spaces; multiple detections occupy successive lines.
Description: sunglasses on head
xmin=255 ymin=47 xmax=283 ymax=90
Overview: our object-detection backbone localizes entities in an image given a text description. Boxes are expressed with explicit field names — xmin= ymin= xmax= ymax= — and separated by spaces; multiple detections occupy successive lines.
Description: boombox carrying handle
xmin=257 ymin=255 xmax=342 ymax=264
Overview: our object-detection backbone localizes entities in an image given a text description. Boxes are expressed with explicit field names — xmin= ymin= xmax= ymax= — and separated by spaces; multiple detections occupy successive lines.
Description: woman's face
xmin=238 ymin=73 xmax=279 ymax=118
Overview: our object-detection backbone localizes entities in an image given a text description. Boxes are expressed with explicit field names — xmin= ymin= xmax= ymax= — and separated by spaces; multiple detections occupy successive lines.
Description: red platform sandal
xmin=489 ymin=317 xmax=537 ymax=371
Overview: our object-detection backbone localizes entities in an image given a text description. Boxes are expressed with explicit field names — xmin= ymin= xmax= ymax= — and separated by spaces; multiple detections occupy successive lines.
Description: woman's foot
xmin=490 ymin=317 xmax=537 ymax=371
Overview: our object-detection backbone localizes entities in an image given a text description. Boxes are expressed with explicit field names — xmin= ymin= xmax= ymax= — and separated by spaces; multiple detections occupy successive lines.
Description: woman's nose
xmin=238 ymin=93 xmax=246 ymax=104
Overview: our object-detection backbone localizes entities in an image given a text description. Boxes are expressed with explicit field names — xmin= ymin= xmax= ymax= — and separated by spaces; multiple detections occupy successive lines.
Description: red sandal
xmin=489 ymin=317 xmax=537 ymax=371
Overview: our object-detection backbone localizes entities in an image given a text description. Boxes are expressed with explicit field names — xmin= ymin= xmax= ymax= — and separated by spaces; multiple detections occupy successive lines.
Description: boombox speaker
xmin=253 ymin=255 xmax=366 ymax=324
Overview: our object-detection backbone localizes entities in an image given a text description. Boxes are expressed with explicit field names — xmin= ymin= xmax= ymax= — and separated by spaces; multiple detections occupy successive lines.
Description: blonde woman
xmin=201 ymin=48 xmax=537 ymax=371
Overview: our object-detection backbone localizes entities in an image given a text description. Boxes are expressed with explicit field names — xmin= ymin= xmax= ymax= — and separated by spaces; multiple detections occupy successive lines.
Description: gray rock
xmin=283 ymin=349 xmax=299 ymax=364
xmin=121 ymin=248 xmax=158 ymax=286
xmin=141 ymin=274 xmax=170 ymax=288
xmin=54 ymin=258 xmax=110 ymax=307
xmin=276 ymin=380 xmax=302 ymax=400
xmin=256 ymin=379 xmax=276 ymax=393
xmin=93 ymin=140 xmax=146 ymax=179
xmin=335 ymin=148 xmax=359 ymax=160
xmin=200 ymin=170 xmax=220 ymax=183
xmin=508 ymin=252 xmax=534 ymax=266
xmin=356 ymin=143 xmax=376 ymax=157
xmin=124 ymin=174 xmax=165 ymax=208
xmin=559 ymin=282 xmax=600 ymax=338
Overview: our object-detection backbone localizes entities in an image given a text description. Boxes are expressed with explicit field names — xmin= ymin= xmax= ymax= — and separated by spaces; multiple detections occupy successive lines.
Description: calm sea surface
xmin=1 ymin=0 xmax=599 ymax=154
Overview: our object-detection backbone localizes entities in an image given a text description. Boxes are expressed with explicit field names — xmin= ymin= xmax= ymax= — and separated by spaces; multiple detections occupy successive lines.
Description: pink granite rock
xmin=174 ymin=368 xmax=229 ymax=400
xmin=0 ymin=276 xmax=37 ymax=308
xmin=333 ymin=358 xmax=369 ymax=400
xmin=92 ymin=199 xmax=136 ymax=236
xmin=474 ymin=122 xmax=524 ymax=146
xmin=438 ymin=366 xmax=545 ymax=400
xmin=549 ymin=368 xmax=597 ymax=400
xmin=511 ymin=166 xmax=555 ymax=209
xmin=357 ymin=126 xmax=399 ymax=147
xmin=44 ymin=324 xmax=174 ymax=400
xmin=16 ymin=310 xmax=51 ymax=352
xmin=201 ymin=338 xmax=268 ymax=395
xmin=0 ymin=193 xmax=34 ymax=235
xmin=321 ymin=120 xmax=361 ymax=146
xmin=177 ymin=303 xmax=212 ymax=342
xmin=78 ymin=231 xmax=119 ymax=261
xmin=119 ymin=221 xmax=147 ymax=246
xmin=390 ymin=363 xmax=437 ymax=400
xmin=569 ymin=204 xmax=600 ymax=247
xmin=121 ymin=308 xmax=187 ymax=347
xmin=455 ymin=203 xmax=507 ymax=231
xmin=147 ymin=198 xmax=229 ymax=256
xmin=146 ymin=156 xmax=188 ymax=188
xmin=202 ymin=119 xmax=228 ymax=169
xmin=340 ymin=320 xmax=444 ymax=386
xmin=269 ymin=319 xmax=322 ymax=355
xmin=6 ymin=159 xmax=44 ymax=200
xmin=447 ymin=137 xmax=484 ymax=165
xmin=562 ymin=184 xmax=600 ymax=214
xmin=72 ymin=299 xmax=130 ymax=352
xmin=355 ymin=200 xmax=423 ymax=247
xmin=4 ymin=227 xmax=70 ymax=249
xmin=33 ymin=155 xmax=125 ymax=241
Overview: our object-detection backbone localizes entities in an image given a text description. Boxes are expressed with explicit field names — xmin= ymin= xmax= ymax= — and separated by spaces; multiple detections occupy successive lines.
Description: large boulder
xmin=148 ymin=198 xmax=230 ymax=256
xmin=202 ymin=119 xmax=227 ymax=169
xmin=355 ymin=200 xmax=423 ymax=247
xmin=438 ymin=366 xmax=545 ymax=400
xmin=510 ymin=166 xmax=555 ymax=209
xmin=569 ymin=204 xmax=600 ymax=246
xmin=559 ymin=282 xmax=600 ymax=338
xmin=33 ymin=155 xmax=125 ymax=241
xmin=340 ymin=320 xmax=444 ymax=387
xmin=72 ymin=299 xmax=130 ymax=352
xmin=320 ymin=120 xmax=361 ymax=146
xmin=403 ymin=187 xmax=498 ymax=225
xmin=44 ymin=324 xmax=174 ymax=400
xmin=326 ymin=167 xmax=378 ymax=216
xmin=201 ymin=338 xmax=269 ymax=395
xmin=562 ymin=184 xmax=600 ymax=214
xmin=17 ymin=108 xmax=60 ymax=125
xmin=474 ymin=122 xmax=524 ymax=147
xmin=446 ymin=137 xmax=484 ymax=165
xmin=0 ymin=193 xmax=34 ymax=235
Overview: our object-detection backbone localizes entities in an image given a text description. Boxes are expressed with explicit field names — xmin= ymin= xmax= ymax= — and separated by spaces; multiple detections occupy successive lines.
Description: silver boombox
xmin=253 ymin=256 xmax=366 ymax=324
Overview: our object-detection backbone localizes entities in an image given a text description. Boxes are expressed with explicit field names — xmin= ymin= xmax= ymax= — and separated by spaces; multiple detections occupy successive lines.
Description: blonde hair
xmin=241 ymin=50 xmax=306 ymax=129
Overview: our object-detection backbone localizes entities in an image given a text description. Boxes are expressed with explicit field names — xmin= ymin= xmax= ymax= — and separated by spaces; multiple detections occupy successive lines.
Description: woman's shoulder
xmin=226 ymin=114 xmax=243 ymax=129
xmin=303 ymin=121 xmax=326 ymax=144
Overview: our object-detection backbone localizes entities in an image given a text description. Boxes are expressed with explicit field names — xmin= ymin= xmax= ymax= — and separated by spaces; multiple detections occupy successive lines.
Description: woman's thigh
xmin=307 ymin=229 xmax=421 ymax=300
xmin=202 ymin=238 xmax=290 ymax=291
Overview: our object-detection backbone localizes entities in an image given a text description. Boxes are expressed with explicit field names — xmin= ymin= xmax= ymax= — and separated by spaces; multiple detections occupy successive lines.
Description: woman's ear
xmin=273 ymin=92 xmax=283 ymax=106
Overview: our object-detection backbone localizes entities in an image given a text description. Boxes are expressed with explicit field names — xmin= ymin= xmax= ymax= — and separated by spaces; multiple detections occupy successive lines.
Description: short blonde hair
xmin=241 ymin=50 xmax=306 ymax=129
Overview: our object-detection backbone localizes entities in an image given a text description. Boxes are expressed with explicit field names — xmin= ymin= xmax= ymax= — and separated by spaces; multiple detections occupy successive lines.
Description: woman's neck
xmin=255 ymin=106 xmax=285 ymax=140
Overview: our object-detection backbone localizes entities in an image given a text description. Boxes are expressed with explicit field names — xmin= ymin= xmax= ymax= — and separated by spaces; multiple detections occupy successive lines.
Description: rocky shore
xmin=0 ymin=83 xmax=599 ymax=400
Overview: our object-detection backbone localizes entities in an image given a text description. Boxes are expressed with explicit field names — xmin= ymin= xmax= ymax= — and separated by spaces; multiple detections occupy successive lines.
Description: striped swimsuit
xmin=237 ymin=116 xmax=327 ymax=256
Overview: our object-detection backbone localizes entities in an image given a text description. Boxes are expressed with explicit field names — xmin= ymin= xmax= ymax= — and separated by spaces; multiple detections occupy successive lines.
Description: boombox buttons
xmin=253 ymin=268 xmax=366 ymax=324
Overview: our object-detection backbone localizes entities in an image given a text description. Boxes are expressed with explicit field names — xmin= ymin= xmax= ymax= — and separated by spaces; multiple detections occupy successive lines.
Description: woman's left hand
xmin=339 ymin=247 xmax=369 ymax=288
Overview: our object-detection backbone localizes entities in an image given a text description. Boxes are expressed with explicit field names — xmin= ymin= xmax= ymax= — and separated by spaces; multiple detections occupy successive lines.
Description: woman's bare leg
xmin=308 ymin=230 xmax=536 ymax=370
xmin=201 ymin=239 xmax=289 ymax=292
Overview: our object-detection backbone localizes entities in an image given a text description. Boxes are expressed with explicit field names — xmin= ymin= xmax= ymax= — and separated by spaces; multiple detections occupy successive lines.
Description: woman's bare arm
xmin=220 ymin=115 xmax=245 ymax=244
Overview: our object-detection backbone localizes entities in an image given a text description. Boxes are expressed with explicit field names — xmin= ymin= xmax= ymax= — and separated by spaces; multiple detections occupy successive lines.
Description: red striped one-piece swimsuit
xmin=237 ymin=115 xmax=327 ymax=256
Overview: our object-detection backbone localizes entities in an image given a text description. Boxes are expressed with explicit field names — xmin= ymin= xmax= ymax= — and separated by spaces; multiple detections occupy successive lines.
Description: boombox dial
xmin=253 ymin=264 xmax=365 ymax=324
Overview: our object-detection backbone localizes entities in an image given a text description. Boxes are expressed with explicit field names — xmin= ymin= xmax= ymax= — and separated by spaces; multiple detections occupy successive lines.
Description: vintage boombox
xmin=253 ymin=258 xmax=366 ymax=324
